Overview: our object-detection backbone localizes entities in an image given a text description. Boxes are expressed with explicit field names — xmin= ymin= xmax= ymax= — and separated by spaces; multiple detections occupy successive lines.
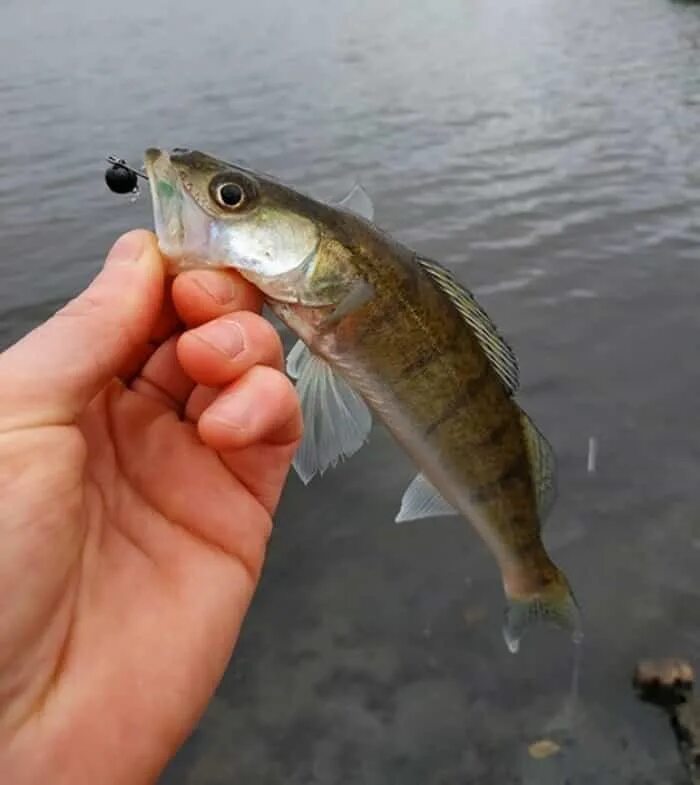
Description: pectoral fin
xmin=287 ymin=340 xmax=372 ymax=484
xmin=395 ymin=472 xmax=458 ymax=523
xmin=319 ymin=280 xmax=375 ymax=331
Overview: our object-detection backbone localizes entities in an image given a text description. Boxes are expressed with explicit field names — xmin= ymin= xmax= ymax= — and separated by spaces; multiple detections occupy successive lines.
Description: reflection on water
xmin=1 ymin=0 xmax=700 ymax=781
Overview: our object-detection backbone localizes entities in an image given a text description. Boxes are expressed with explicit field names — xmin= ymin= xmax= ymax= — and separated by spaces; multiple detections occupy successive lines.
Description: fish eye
xmin=214 ymin=182 xmax=245 ymax=209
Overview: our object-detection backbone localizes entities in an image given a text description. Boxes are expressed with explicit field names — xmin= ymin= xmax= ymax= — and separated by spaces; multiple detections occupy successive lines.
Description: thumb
xmin=0 ymin=230 xmax=164 ymax=430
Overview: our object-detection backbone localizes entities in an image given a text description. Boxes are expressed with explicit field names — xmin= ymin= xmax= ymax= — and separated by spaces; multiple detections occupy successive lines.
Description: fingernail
xmin=106 ymin=231 xmax=145 ymax=266
xmin=193 ymin=271 xmax=237 ymax=305
xmin=207 ymin=391 xmax=251 ymax=431
xmin=193 ymin=319 xmax=245 ymax=359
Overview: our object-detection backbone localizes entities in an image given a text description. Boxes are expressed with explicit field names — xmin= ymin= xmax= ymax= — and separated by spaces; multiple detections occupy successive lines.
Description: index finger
xmin=172 ymin=268 xmax=263 ymax=327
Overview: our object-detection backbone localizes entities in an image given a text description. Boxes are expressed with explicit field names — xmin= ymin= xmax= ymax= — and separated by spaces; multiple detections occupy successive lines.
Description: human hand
xmin=0 ymin=230 xmax=302 ymax=784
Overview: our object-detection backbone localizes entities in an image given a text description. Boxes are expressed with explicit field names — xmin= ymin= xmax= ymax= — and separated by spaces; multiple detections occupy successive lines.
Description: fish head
xmin=144 ymin=148 xmax=322 ymax=299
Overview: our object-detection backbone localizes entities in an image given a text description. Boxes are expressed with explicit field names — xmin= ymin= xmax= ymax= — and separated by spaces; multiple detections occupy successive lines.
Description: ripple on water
xmin=2 ymin=0 xmax=700 ymax=781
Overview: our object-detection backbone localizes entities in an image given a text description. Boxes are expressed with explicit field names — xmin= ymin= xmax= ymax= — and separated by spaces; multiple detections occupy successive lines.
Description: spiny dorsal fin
xmin=520 ymin=411 xmax=557 ymax=523
xmin=416 ymin=256 xmax=519 ymax=395
xmin=337 ymin=184 xmax=374 ymax=221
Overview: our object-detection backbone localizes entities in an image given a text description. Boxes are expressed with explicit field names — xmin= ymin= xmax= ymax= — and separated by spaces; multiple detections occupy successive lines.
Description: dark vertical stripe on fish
xmin=474 ymin=416 xmax=512 ymax=449
xmin=470 ymin=453 xmax=531 ymax=504
xmin=399 ymin=346 xmax=441 ymax=379
xmin=425 ymin=363 xmax=490 ymax=436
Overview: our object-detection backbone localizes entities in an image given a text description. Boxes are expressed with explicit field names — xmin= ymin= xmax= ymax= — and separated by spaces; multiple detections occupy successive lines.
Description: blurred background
xmin=1 ymin=0 xmax=700 ymax=781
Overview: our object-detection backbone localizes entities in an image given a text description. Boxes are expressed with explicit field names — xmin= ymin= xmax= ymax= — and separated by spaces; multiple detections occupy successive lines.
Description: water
xmin=2 ymin=0 xmax=700 ymax=781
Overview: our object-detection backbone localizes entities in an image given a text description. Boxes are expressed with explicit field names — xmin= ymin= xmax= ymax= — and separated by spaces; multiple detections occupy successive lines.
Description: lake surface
xmin=2 ymin=0 xmax=700 ymax=781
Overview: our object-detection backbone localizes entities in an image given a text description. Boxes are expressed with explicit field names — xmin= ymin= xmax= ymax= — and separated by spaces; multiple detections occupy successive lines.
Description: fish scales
xmin=303 ymin=232 xmax=553 ymax=582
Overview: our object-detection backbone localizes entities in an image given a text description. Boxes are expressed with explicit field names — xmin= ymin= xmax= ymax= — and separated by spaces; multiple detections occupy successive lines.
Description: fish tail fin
xmin=503 ymin=569 xmax=582 ymax=654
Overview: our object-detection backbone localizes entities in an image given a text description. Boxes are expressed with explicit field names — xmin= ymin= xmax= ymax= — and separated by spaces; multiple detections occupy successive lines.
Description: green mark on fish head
xmin=156 ymin=179 xmax=176 ymax=202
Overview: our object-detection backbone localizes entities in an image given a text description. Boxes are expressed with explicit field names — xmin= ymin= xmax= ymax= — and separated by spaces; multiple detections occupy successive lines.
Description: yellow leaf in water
xmin=528 ymin=739 xmax=561 ymax=760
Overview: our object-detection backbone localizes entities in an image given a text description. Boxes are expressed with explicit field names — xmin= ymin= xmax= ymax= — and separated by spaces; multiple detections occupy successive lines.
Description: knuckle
xmin=247 ymin=367 xmax=302 ymax=445
xmin=57 ymin=291 xmax=138 ymax=354
xmin=270 ymin=372 xmax=302 ymax=418
xmin=237 ymin=313 xmax=283 ymax=364
xmin=247 ymin=366 xmax=296 ymax=410
xmin=261 ymin=365 xmax=295 ymax=398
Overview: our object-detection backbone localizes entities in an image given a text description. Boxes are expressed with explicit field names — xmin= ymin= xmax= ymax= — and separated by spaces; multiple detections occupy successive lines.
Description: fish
xmin=143 ymin=147 xmax=581 ymax=653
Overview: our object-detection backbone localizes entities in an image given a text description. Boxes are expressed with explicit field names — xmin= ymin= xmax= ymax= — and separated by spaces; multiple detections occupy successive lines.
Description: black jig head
xmin=104 ymin=156 xmax=148 ymax=195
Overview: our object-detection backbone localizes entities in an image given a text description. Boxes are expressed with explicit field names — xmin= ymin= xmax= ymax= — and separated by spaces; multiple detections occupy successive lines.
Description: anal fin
xmin=395 ymin=472 xmax=458 ymax=523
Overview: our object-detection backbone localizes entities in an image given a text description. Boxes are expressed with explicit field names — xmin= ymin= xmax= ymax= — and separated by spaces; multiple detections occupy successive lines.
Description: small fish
xmin=143 ymin=148 xmax=581 ymax=652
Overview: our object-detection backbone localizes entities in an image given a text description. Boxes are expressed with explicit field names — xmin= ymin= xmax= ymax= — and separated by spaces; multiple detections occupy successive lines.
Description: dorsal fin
xmin=336 ymin=184 xmax=374 ymax=221
xmin=416 ymin=256 xmax=519 ymax=395
xmin=520 ymin=411 xmax=557 ymax=522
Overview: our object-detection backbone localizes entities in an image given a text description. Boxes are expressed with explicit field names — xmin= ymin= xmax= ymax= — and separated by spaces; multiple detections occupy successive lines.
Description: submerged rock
xmin=633 ymin=658 xmax=698 ymax=784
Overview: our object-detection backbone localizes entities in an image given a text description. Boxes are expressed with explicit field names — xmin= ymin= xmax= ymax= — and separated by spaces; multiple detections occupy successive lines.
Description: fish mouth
xmin=143 ymin=147 xmax=213 ymax=269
